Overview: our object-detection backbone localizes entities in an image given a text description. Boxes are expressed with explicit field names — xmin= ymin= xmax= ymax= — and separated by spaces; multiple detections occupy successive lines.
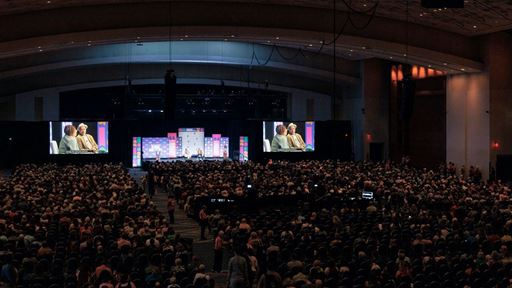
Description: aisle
xmin=151 ymin=187 xmax=202 ymax=241
xmin=131 ymin=170 xmax=229 ymax=286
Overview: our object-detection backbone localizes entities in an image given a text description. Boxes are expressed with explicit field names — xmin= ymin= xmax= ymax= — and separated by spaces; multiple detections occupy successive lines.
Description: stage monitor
xmin=262 ymin=121 xmax=315 ymax=152
xmin=132 ymin=137 xmax=142 ymax=167
xmin=142 ymin=137 xmax=170 ymax=160
xmin=49 ymin=121 xmax=108 ymax=154
xmin=239 ymin=136 xmax=249 ymax=162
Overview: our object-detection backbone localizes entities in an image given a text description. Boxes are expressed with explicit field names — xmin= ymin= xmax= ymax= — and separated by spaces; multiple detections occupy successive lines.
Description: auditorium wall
xmin=484 ymin=33 xmax=512 ymax=166
xmin=446 ymin=73 xmax=490 ymax=179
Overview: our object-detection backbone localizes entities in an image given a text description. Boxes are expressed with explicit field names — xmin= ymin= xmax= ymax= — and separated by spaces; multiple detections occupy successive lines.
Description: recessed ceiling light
xmin=428 ymin=64 xmax=432 ymax=67
xmin=180 ymin=38 xmax=183 ymax=41
xmin=39 ymin=49 xmax=43 ymax=52
xmin=461 ymin=68 xmax=465 ymax=71
xmin=319 ymin=40 xmax=324 ymax=44
xmin=267 ymin=40 xmax=271 ymax=43
xmin=137 ymin=37 xmax=140 ymax=39
xmin=389 ymin=56 xmax=393 ymax=59
xmin=362 ymin=46 xmax=366 ymax=49
xmin=308 ymin=44 xmax=313 ymax=47
xmin=46 ymin=0 xmax=51 ymax=3
xmin=473 ymin=25 xmax=477 ymax=29
xmin=185 ymin=35 xmax=189 ymax=38
xmin=224 ymin=38 xmax=228 ymax=41
xmin=403 ymin=53 xmax=407 ymax=56
xmin=349 ymin=49 xmax=353 ymax=52
xmin=231 ymin=35 xmax=235 ymax=38
xmin=443 ymin=62 xmax=447 ymax=65
xmin=275 ymin=37 xmax=280 ymax=40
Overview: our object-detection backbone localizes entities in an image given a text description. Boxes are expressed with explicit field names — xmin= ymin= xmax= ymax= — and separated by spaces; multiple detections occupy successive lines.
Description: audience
xmin=149 ymin=159 xmax=512 ymax=288
xmin=0 ymin=159 xmax=510 ymax=288
xmin=0 ymin=163 xmax=208 ymax=288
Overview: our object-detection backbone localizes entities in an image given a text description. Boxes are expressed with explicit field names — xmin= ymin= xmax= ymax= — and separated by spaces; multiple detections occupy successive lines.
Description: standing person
xmin=147 ymin=170 xmax=155 ymax=198
xmin=227 ymin=247 xmax=250 ymax=288
xmin=167 ymin=195 xmax=177 ymax=224
xmin=199 ymin=205 xmax=209 ymax=240
xmin=213 ymin=230 xmax=224 ymax=272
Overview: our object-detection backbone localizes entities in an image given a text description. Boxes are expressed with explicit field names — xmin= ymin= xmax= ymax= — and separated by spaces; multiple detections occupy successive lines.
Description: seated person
xmin=271 ymin=125 xmax=290 ymax=152
xmin=58 ymin=124 xmax=79 ymax=154
xmin=76 ymin=123 xmax=98 ymax=152
xmin=286 ymin=123 xmax=306 ymax=151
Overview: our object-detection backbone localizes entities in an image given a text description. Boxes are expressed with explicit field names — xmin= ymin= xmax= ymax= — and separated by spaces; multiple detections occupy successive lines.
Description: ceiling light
xmin=461 ymin=68 xmax=465 ymax=71
xmin=443 ymin=62 xmax=447 ymax=65
xmin=39 ymin=49 xmax=43 ymax=52
xmin=428 ymin=64 xmax=432 ymax=67
xmin=473 ymin=25 xmax=477 ymax=29
xmin=362 ymin=46 xmax=366 ymax=49
xmin=267 ymin=40 xmax=271 ymax=43
xmin=348 ymin=53 xmax=352 ymax=56
xmin=350 ymin=49 xmax=353 ymax=52
xmin=275 ymin=37 xmax=280 ymax=40
xmin=185 ymin=35 xmax=189 ymax=38
xmin=231 ymin=35 xmax=235 ymax=38
xmin=403 ymin=53 xmax=407 ymax=56
xmin=224 ymin=38 xmax=228 ymax=41
xmin=308 ymin=44 xmax=313 ymax=47
xmin=389 ymin=56 xmax=393 ymax=59
xmin=180 ymin=38 xmax=183 ymax=41
xmin=47 ymin=0 xmax=51 ymax=3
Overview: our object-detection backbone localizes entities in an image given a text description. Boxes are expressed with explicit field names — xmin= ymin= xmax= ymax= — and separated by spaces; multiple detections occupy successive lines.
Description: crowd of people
xmin=0 ymin=163 xmax=209 ymax=288
xmin=0 ymin=159 xmax=510 ymax=288
xmin=148 ymin=160 xmax=512 ymax=288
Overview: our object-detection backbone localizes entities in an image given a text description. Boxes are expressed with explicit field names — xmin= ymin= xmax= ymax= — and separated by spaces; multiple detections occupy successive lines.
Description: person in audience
xmin=286 ymin=123 xmax=306 ymax=151
xmin=58 ymin=124 xmax=79 ymax=154
xmin=227 ymin=247 xmax=250 ymax=288
xmin=213 ymin=230 xmax=224 ymax=272
xmin=270 ymin=125 xmax=289 ymax=152
xmin=76 ymin=123 xmax=98 ymax=152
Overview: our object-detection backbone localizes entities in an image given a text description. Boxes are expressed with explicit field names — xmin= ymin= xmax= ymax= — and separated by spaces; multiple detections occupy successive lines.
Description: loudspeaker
xmin=164 ymin=69 xmax=177 ymax=119
xmin=421 ymin=0 xmax=463 ymax=8
xmin=496 ymin=155 xmax=512 ymax=181
xmin=400 ymin=75 xmax=416 ymax=121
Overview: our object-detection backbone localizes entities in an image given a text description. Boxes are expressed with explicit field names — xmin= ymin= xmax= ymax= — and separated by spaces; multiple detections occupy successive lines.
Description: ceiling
xmin=1 ymin=0 xmax=512 ymax=36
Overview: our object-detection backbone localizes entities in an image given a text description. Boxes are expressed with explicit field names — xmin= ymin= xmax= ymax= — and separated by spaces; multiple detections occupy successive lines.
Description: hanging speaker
xmin=421 ymin=0 xmax=463 ymax=8
xmin=399 ymin=75 xmax=416 ymax=121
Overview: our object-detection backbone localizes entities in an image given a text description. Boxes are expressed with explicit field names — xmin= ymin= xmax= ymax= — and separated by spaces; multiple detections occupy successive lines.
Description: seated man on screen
xmin=286 ymin=123 xmax=306 ymax=151
xmin=270 ymin=124 xmax=290 ymax=152
xmin=58 ymin=125 xmax=79 ymax=154
xmin=76 ymin=123 xmax=98 ymax=152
